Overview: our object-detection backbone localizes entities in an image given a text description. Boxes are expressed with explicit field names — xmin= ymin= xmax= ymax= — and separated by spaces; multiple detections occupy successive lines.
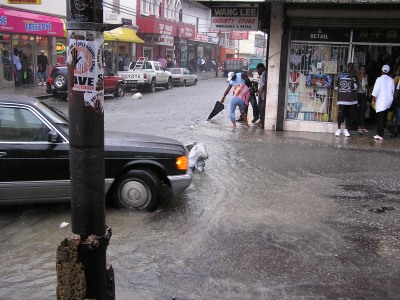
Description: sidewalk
xmin=195 ymin=70 xmax=219 ymax=81
xmin=2 ymin=78 xmax=399 ymax=154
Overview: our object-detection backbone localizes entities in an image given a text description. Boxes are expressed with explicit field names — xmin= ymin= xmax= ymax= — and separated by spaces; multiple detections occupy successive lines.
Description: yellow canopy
xmin=104 ymin=27 xmax=144 ymax=43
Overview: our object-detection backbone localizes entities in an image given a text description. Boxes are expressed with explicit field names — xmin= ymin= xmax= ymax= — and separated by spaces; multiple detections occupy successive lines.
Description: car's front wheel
xmin=113 ymin=169 xmax=161 ymax=211
xmin=114 ymin=83 xmax=124 ymax=97
xmin=53 ymin=73 xmax=67 ymax=91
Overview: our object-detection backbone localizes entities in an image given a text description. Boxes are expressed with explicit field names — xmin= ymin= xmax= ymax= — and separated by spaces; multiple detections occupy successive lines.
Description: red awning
xmin=0 ymin=8 xmax=64 ymax=37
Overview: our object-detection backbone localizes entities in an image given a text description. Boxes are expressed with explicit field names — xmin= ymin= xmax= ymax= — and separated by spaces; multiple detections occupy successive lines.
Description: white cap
xmin=382 ymin=64 xmax=390 ymax=73
xmin=226 ymin=71 xmax=235 ymax=82
xmin=40 ymin=50 xmax=45 ymax=53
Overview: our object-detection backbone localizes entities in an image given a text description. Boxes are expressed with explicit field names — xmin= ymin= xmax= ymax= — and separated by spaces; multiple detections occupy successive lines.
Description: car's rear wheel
xmin=182 ymin=80 xmax=186 ymax=87
xmin=193 ymin=79 xmax=198 ymax=85
xmin=165 ymin=78 xmax=172 ymax=90
xmin=148 ymin=79 xmax=156 ymax=93
xmin=114 ymin=83 xmax=124 ymax=97
xmin=113 ymin=169 xmax=161 ymax=211
xmin=53 ymin=73 xmax=67 ymax=91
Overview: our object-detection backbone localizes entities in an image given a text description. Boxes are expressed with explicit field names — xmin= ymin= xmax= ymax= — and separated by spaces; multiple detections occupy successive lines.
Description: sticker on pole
xmin=67 ymin=38 xmax=99 ymax=92
xmin=84 ymin=90 xmax=104 ymax=113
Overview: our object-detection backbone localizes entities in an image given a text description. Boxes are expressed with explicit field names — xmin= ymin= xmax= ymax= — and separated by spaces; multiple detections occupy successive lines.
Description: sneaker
xmin=335 ymin=129 xmax=341 ymax=136
xmin=38 ymin=82 xmax=42 ymax=86
xmin=344 ymin=129 xmax=350 ymax=137
xmin=374 ymin=135 xmax=384 ymax=141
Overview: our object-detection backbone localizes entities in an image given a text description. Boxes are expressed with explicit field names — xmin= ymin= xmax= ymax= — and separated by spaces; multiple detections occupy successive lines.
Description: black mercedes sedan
xmin=0 ymin=99 xmax=192 ymax=211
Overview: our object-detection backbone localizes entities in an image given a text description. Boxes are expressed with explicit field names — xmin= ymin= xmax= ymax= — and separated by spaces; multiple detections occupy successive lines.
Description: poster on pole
xmin=67 ymin=32 xmax=104 ymax=93
xmin=211 ymin=6 xmax=258 ymax=31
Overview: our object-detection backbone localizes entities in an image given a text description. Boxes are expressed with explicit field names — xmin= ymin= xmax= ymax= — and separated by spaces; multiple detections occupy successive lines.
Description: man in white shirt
xmin=371 ymin=64 xmax=395 ymax=141
xmin=255 ymin=63 xmax=266 ymax=129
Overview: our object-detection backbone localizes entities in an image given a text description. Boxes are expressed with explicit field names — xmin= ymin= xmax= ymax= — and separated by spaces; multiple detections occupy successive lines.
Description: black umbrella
xmin=207 ymin=101 xmax=224 ymax=120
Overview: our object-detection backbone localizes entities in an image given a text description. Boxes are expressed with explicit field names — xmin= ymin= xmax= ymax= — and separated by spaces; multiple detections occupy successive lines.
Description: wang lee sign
xmin=211 ymin=6 xmax=258 ymax=31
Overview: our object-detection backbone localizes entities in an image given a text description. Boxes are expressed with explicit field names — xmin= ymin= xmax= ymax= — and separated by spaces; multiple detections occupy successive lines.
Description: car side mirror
xmin=48 ymin=130 xmax=59 ymax=143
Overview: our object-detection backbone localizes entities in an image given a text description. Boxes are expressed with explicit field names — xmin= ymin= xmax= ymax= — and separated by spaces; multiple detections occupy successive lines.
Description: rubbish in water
xmin=188 ymin=142 xmax=208 ymax=172
xmin=132 ymin=92 xmax=142 ymax=100
xmin=59 ymin=222 xmax=69 ymax=228
xmin=369 ymin=206 xmax=395 ymax=213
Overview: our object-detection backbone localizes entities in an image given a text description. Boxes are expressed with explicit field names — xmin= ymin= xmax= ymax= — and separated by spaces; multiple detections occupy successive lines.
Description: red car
xmin=46 ymin=64 xmax=125 ymax=99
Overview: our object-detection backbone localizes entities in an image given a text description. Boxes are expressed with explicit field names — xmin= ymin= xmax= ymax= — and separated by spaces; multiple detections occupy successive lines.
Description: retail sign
xmin=121 ymin=18 xmax=132 ymax=26
xmin=353 ymin=29 xmax=400 ymax=43
xmin=179 ymin=26 xmax=195 ymax=39
xmin=144 ymin=34 xmax=174 ymax=46
xmin=230 ymin=31 xmax=249 ymax=40
xmin=0 ymin=7 xmax=64 ymax=37
xmin=56 ymin=42 xmax=66 ymax=54
xmin=194 ymin=34 xmax=208 ymax=42
xmin=291 ymin=29 xmax=350 ymax=43
xmin=158 ymin=23 xmax=174 ymax=35
xmin=210 ymin=6 xmax=258 ymax=31
xmin=7 ymin=0 xmax=41 ymax=4
xmin=104 ymin=12 xmax=118 ymax=23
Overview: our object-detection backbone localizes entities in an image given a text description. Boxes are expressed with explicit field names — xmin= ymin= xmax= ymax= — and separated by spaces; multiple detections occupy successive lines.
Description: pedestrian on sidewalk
xmin=371 ymin=64 xmax=395 ymax=141
xmin=356 ymin=64 xmax=369 ymax=134
xmin=37 ymin=50 xmax=48 ymax=86
xmin=12 ymin=48 xmax=22 ymax=86
xmin=255 ymin=63 xmax=266 ymax=129
xmin=334 ymin=62 xmax=358 ymax=137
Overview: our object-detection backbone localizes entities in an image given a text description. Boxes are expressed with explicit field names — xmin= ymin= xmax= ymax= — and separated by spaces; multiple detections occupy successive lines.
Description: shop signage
xmin=56 ymin=42 xmax=66 ymax=54
xmin=122 ymin=18 xmax=132 ymax=26
xmin=210 ymin=6 xmax=258 ymax=31
xmin=194 ymin=34 xmax=208 ymax=42
xmin=291 ymin=29 xmax=350 ymax=43
xmin=136 ymin=15 xmax=179 ymax=36
xmin=8 ymin=0 xmax=41 ymax=4
xmin=0 ymin=8 xmax=64 ymax=37
xmin=104 ymin=12 xmax=118 ymax=23
xmin=230 ymin=31 xmax=249 ymax=40
xmin=353 ymin=29 xmax=400 ymax=43
xmin=144 ymin=34 xmax=174 ymax=46
xmin=179 ymin=26 xmax=195 ymax=39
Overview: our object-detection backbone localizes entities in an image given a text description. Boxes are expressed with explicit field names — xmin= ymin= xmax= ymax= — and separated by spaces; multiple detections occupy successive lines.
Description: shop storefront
xmin=103 ymin=27 xmax=144 ymax=73
xmin=0 ymin=7 xmax=64 ymax=88
xmin=278 ymin=4 xmax=400 ymax=133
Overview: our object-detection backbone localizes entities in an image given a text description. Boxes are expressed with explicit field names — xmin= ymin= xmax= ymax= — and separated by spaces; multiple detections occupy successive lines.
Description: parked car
xmin=46 ymin=64 xmax=125 ymax=99
xmin=0 ymin=99 xmax=192 ymax=211
xmin=118 ymin=59 xmax=173 ymax=93
xmin=167 ymin=68 xmax=198 ymax=87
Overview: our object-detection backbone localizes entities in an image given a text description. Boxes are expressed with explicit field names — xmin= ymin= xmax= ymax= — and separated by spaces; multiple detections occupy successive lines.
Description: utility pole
xmin=56 ymin=1 xmax=120 ymax=299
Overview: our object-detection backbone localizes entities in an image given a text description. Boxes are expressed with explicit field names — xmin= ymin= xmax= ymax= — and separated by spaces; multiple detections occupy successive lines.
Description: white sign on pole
xmin=210 ymin=6 xmax=258 ymax=31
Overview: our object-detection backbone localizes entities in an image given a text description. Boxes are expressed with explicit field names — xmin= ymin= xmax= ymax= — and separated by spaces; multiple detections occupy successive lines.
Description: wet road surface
xmin=1 ymin=79 xmax=400 ymax=299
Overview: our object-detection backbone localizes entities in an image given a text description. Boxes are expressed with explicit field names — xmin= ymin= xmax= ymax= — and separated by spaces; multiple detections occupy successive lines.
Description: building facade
xmin=265 ymin=1 xmax=400 ymax=133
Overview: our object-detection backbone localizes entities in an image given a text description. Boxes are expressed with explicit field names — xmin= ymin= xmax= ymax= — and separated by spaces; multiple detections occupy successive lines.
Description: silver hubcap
xmin=119 ymin=180 xmax=150 ymax=208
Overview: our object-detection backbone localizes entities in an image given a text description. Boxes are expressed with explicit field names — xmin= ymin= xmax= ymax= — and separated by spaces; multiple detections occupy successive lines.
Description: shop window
xmin=286 ymin=43 xmax=349 ymax=123
xmin=175 ymin=1 xmax=182 ymax=22
xmin=141 ymin=0 xmax=149 ymax=15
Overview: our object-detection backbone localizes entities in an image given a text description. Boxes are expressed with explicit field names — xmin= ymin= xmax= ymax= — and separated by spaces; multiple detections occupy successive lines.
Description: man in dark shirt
xmin=335 ymin=62 xmax=358 ymax=137
xmin=37 ymin=50 xmax=48 ymax=86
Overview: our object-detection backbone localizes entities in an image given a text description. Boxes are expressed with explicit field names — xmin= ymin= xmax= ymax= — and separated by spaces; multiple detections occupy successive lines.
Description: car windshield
xmin=168 ymin=68 xmax=182 ymax=74
xmin=35 ymin=101 xmax=69 ymax=137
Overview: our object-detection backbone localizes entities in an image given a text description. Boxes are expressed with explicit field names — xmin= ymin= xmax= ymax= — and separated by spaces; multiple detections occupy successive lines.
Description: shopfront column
xmin=265 ymin=2 xmax=284 ymax=131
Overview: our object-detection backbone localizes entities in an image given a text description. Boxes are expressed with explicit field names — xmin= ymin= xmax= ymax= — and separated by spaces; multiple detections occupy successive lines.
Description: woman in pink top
xmin=229 ymin=83 xmax=250 ymax=129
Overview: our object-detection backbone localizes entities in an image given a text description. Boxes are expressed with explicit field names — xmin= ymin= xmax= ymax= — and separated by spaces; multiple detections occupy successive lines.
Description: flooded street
xmin=1 ymin=78 xmax=400 ymax=299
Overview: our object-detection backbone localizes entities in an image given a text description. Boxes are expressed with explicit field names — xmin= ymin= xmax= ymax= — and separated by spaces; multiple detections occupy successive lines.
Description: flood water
xmin=1 ymin=79 xmax=400 ymax=299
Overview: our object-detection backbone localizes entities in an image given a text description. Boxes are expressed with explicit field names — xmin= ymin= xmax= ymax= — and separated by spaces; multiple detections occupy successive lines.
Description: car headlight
xmin=176 ymin=156 xmax=188 ymax=170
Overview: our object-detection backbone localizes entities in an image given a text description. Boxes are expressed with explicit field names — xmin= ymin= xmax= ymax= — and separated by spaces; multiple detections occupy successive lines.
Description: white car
xmin=168 ymin=68 xmax=198 ymax=87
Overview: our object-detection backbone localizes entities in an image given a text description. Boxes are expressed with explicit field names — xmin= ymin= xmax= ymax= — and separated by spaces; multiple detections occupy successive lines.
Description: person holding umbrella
xmin=221 ymin=72 xmax=250 ymax=128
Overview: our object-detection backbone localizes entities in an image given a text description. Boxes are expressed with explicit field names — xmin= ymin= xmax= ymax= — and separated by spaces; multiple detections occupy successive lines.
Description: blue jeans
xmin=230 ymin=97 xmax=245 ymax=122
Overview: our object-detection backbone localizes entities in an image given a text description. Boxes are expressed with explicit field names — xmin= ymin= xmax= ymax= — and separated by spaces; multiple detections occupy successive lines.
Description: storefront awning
xmin=0 ymin=7 xmax=64 ymax=37
xmin=104 ymin=27 xmax=144 ymax=43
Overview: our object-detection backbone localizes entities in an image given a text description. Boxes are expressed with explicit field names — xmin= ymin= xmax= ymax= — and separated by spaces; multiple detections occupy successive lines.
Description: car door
xmin=103 ymin=66 xmax=113 ymax=93
xmin=183 ymin=68 xmax=192 ymax=84
xmin=156 ymin=62 xmax=167 ymax=84
xmin=0 ymin=104 xmax=70 ymax=203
